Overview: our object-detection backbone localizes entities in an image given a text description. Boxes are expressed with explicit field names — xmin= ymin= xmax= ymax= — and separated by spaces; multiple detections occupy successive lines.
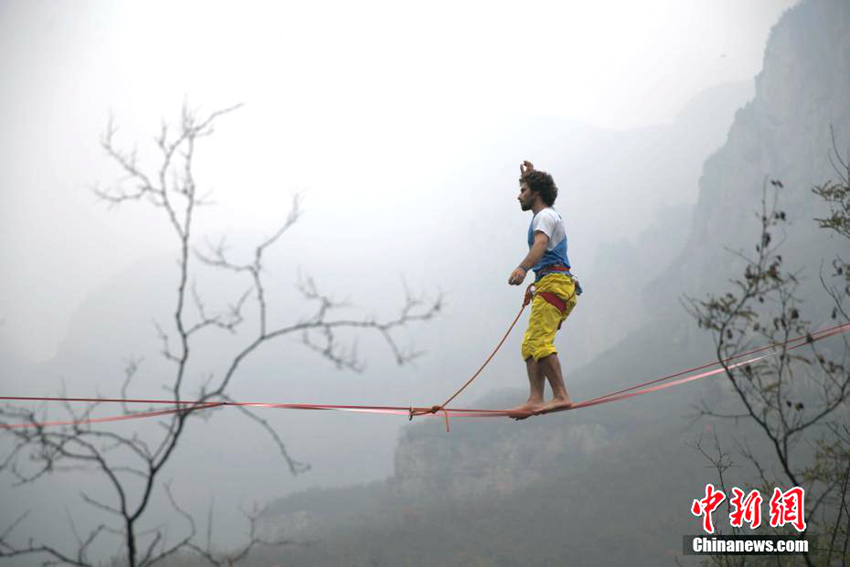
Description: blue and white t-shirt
xmin=527 ymin=207 xmax=570 ymax=277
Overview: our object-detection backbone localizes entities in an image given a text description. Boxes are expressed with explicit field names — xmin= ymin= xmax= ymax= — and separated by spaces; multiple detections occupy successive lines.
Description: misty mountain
xmin=251 ymin=1 xmax=850 ymax=565
xmin=651 ymin=0 xmax=850 ymax=315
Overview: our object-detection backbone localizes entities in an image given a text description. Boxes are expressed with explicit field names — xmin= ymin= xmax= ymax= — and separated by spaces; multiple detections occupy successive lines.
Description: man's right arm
xmin=509 ymin=231 xmax=549 ymax=285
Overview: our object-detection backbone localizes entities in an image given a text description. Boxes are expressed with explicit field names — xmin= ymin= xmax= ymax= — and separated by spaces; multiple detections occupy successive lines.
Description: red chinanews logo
xmin=691 ymin=485 xmax=806 ymax=534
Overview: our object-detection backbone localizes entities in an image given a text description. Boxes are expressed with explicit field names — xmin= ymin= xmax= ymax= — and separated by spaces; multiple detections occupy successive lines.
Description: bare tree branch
xmin=1 ymin=102 xmax=441 ymax=566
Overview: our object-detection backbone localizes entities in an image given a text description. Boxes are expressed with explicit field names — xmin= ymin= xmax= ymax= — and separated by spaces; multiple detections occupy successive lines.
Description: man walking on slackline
xmin=508 ymin=160 xmax=579 ymax=418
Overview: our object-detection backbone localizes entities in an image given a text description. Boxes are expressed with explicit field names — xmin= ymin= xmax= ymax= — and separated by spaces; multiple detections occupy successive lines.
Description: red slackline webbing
xmin=1 ymin=313 xmax=848 ymax=431
xmin=0 ymin=402 xmax=225 ymax=430
xmin=576 ymin=320 xmax=850 ymax=408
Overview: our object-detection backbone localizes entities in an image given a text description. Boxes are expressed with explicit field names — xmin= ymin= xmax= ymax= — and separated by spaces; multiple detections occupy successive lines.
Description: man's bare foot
xmin=509 ymin=400 xmax=544 ymax=421
xmin=535 ymin=397 xmax=574 ymax=415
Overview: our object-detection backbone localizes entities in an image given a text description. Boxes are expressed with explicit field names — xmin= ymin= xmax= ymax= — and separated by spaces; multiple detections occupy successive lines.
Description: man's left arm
xmin=509 ymin=231 xmax=549 ymax=285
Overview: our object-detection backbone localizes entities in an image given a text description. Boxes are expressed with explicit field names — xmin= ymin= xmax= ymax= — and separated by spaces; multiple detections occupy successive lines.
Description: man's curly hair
xmin=520 ymin=169 xmax=558 ymax=206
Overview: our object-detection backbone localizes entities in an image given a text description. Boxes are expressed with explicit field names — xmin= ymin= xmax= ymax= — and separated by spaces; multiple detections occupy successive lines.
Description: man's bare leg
xmin=510 ymin=357 xmax=546 ymax=419
xmin=536 ymin=354 xmax=573 ymax=413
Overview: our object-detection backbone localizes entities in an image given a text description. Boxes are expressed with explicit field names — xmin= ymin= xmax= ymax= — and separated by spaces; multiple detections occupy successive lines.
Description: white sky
xmin=0 ymin=0 xmax=798 ymax=362
xmin=1 ymin=0 xmax=798 ymax=125
xmin=85 ymin=0 xmax=795 ymax=128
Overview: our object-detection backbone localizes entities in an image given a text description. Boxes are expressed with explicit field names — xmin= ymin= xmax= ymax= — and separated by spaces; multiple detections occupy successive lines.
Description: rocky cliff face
xmin=656 ymin=0 xmax=850 ymax=306
xmin=391 ymin=416 xmax=614 ymax=499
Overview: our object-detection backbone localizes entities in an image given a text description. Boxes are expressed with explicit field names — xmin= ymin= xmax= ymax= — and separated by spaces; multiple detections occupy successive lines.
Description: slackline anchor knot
xmin=407 ymin=405 xmax=451 ymax=432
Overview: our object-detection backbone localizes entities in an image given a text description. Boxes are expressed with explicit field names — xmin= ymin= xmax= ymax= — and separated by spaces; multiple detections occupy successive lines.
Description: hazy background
xmin=0 ymin=0 xmax=795 ymax=362
xmin=0 ymin=0 xmax=813 ymax=563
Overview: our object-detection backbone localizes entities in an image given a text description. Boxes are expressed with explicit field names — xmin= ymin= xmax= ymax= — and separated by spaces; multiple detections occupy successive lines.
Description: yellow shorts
xmin=521 ymin=273 xmax=578 ymax=361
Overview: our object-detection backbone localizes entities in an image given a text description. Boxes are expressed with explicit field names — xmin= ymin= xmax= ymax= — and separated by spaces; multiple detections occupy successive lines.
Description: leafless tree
xmin=0 ymin=103 xmax=442 ymax=566
xmin=685 ymin=135 xmax=850 ymax=566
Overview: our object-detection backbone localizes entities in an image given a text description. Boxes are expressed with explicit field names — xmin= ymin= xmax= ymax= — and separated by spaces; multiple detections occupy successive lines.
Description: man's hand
xmin=520 ymin=160 xmax=534 ymax=175
xmin=509 ymin=267 xmax=527 ymax=286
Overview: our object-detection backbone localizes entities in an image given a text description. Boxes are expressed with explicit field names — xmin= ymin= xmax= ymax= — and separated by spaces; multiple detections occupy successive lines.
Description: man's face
xmin=518 ymin=182 xmax=535 ymax=211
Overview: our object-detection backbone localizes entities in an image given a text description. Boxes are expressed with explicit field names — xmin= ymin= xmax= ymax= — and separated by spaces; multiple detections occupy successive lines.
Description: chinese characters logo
xmin=691 ymin=485 xmax=806 ymax=533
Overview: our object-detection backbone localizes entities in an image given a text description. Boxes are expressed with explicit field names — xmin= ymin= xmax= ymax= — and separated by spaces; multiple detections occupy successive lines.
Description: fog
xmin=1 ymin=0 xmax=805 ymax=563
xmin=0 ymin=0 xmax=794 ymax=360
